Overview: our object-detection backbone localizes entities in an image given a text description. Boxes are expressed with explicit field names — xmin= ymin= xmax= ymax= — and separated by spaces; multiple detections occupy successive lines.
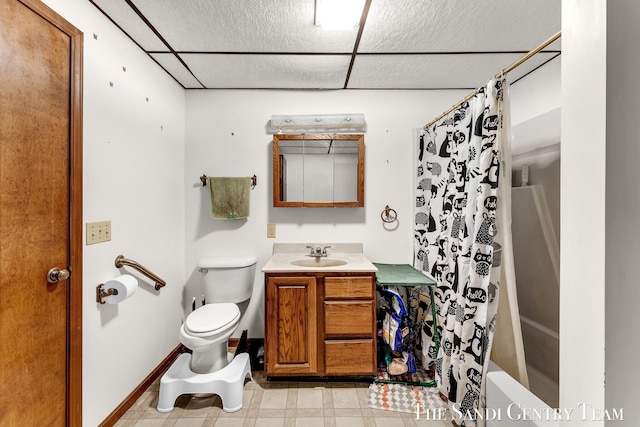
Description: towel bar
xmin=200 ymin=174 xmax=257 ymax=189
xmin=114 ymin=255 xmax=166 ymax=291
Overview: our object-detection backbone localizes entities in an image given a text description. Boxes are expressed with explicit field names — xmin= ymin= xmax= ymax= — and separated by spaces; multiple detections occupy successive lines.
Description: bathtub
xmin=485 ymin=362 xmax=559 ymax=426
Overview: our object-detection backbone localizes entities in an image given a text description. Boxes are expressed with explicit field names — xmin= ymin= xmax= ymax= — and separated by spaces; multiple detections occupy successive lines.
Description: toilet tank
xmin=198 ymin=256 xmax=257 ymax=303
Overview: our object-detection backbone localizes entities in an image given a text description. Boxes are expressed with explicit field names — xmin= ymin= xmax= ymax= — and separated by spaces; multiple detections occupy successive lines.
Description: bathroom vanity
xmin=262 ymin=243 xmax=378 ymax=377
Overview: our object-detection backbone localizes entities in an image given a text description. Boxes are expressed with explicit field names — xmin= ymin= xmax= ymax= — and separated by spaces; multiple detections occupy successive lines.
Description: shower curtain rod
xmin=423 ymin=31 xmax=561 ymax=130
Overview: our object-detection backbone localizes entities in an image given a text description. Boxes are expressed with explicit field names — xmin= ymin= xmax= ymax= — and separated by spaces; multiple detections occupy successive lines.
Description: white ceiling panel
xmin=131 ymin=0 xmax=358 ymax=53
xmin=348 ymin=52 xmax=559 ymax=89
xmin=92 ymin=0 xmax=168 ymax=51
xmin=90 ymin=1 xmax=561 ymax=90
xmin=150 ymin=53 xmax=204 ymax=88
xmin=181 ymin=54 xmax=352 ymax=89
xmin=359 ymin=0 xmax=561 ymax=52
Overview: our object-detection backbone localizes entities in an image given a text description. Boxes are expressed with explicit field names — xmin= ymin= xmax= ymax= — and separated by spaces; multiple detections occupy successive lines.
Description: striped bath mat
xmin=367 ymin=382 xmax=447 ymax=415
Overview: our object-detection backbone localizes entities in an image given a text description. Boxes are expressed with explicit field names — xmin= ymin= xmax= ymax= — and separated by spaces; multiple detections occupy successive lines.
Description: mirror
xmin=273 ymin=133 xmax=364 ymax=207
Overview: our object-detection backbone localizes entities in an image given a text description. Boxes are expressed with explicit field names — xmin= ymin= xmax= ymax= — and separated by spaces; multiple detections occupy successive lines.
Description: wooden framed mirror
xmin=273 ymin=133 xmax=364 ymax=207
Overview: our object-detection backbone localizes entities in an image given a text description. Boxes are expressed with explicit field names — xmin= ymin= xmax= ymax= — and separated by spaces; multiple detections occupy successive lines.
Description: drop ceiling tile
xmin=91 ymin=1 xmax=561 ymax=90
xmin=131 ymin=0 xmax=358 ymax=53
xmin=359 ymin=0 xmax=560 ymax=52
xmin=347 ymin=52 xmax=559 ymax=89
xmin=181 ymin=54 xmax=351 ymax=89
xmin=92 ymin=0 xmax=168 ymax=51
xmin=150 ymin=53 xmax=204 ymax=88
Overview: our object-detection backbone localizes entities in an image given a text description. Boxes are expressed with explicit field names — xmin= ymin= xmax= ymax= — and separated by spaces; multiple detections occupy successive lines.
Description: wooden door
xmin=0 ymin=0 xmax=83 ymax=425
xmin=265 ymin=276 xmax=317 ymax=375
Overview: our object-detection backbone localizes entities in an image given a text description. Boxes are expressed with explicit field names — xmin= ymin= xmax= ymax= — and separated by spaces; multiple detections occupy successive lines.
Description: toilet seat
xmin=184 ymin=303 xmax=240 ymax=337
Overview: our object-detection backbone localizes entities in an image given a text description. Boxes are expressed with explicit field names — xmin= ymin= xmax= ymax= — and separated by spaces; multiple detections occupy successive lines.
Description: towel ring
xmin=381 ymin=205 xmax=397 ymax=223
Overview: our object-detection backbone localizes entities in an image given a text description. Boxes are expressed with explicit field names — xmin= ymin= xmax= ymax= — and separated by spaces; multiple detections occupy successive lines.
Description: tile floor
xmin=114 ymin=370 xmax=456 ymax=427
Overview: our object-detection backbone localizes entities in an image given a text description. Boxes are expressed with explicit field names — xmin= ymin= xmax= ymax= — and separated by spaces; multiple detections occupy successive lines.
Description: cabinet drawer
xmin=324 ymin=276 xmax=373 ymax=299
xmin=325 ymin=339 xmax=375 ymax=375
xmin=324 ymin=301 xmax=374 ymax=337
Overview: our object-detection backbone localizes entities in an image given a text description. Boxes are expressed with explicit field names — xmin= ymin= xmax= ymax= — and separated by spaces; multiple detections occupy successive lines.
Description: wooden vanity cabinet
xmin=265 ymin=273 xmax=376 ymax=377
xmin=265 ymin=275 xmax=318 ymax=375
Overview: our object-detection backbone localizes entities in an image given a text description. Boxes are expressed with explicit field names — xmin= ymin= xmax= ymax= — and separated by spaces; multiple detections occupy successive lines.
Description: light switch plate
xmin=86 ymin=220 xmax=111 ymax=245
xmin=267 ymin=223 xmax=276 ymax=238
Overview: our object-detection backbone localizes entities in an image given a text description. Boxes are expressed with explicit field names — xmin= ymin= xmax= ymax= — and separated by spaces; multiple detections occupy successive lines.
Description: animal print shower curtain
xmin=414 ymin=79 xmax=506 ymax=427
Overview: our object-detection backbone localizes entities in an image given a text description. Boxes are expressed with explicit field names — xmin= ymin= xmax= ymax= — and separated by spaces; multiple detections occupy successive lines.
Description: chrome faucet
xmin=306 ymin=245 xmax=331 ymax=257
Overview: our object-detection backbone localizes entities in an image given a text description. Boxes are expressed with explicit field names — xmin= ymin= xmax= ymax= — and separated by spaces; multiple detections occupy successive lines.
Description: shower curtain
xmin=414 ymin=78 xmax=509 ymax=427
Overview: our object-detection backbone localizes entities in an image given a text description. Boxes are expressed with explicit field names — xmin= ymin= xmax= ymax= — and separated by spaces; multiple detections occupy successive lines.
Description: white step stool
xmin=157 ymin=352 xmax=252 ymax=413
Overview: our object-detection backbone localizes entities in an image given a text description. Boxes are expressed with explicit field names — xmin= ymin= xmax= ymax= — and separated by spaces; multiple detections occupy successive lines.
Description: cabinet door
xmin=265 ymin=276 xmax=317 ymax=375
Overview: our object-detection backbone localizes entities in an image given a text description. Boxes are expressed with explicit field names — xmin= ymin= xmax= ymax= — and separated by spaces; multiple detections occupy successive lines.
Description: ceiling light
xmin=315 ymin=0 xmax=365 ymax=30
xmin=269 ymin=114 xmax=366 ymax=133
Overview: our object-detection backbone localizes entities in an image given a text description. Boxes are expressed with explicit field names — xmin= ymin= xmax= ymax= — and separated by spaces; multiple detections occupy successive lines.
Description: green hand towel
xmin=208 ymin=177 xmax=251 ymax=219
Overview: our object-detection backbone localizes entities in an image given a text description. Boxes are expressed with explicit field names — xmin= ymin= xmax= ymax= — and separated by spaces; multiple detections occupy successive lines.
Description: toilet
xmin=157 ymin=255 xmax=257 ymax=413
xmin=179 ymin=303 xmax=241 ymax=373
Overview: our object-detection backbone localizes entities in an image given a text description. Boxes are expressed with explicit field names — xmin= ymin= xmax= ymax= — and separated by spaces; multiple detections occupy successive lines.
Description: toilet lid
xmin=184 ymin=303 xmax=240 ymax=336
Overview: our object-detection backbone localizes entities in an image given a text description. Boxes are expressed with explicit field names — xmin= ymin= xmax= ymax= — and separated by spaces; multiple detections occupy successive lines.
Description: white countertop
xmin=261 ymin=243 xmax=378 ymax=273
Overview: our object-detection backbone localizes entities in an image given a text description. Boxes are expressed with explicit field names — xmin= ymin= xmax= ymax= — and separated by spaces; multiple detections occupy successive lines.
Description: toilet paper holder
xmin=96 ymin=255 xmax=167 ymax=303
xmin=96 ymin=284 xmax=118 ymax=304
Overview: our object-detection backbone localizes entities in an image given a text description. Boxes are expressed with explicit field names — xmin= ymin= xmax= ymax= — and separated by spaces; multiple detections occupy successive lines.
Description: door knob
xmin=47 ymin=267 xmax=70 ymax=284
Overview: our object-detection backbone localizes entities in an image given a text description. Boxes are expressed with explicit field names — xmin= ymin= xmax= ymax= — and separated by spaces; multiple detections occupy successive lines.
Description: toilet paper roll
xmin=103 ymin=274 xmax=138 ymax=304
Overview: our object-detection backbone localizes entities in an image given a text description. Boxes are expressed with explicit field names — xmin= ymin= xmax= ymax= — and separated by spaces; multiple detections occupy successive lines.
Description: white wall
xmin=40 ymin=1 xmax=186 ymax=425
xmin=559 ymin=3 xmax=640 ymax=424
xmin=510 ymin=56 xmax=561 ymax=157
xmin=605 ymin=1 xmax=640 ymax=422
xmin=183 ymin=89 xmax=468 ymax=338
xmin=561 ymin=0 xmax=607 ymax=424
xmin=510 ymin=56 xmax=561 ymax=128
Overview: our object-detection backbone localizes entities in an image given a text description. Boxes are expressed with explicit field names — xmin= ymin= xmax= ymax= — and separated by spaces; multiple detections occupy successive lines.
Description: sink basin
xmin=290 ymin=258 xmax=348 ymax=268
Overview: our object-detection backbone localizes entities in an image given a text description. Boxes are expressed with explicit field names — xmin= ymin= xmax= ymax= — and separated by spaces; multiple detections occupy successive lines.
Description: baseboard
xmin=99 ymin=344 xmax=183 ymax=427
